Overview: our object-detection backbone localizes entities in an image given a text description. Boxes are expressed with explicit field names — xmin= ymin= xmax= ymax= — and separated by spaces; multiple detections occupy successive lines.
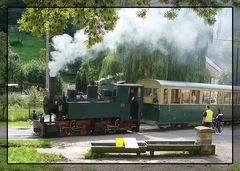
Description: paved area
xmin=8 ymin=124 xmax=234 ymax=163
xmin=234 ymin=125 xmax=240 ymax=163
xmin=0 ymin=125 xmax=6 ymax=140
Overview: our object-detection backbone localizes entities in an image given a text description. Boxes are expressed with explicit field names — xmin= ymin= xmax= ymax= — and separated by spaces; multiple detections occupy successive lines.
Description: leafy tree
xmin=23 ymin=59 xmax=45 ymax=85
xmin=218 ymin=67 xmax=232 ymax=85
xmin=0 ymin=32 xmax=6 ymax=83
xmin=99 ymin=52 xmax=121 ymax=79
xmin=18 ymin=7 xmax=119 ymax=88
xmin=81 ymin=70 xmax=88 ymax=93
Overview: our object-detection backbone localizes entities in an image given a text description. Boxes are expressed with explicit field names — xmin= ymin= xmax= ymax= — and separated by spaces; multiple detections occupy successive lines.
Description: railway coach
xmin=137 ymin=79 xmax=239 ymax=128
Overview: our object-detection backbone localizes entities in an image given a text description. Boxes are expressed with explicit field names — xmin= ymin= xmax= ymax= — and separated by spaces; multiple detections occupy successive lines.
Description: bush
xmin=23 ymin=60 xmax=45 ymax=85
xmin=26 ymin=86 xmax=44 ymax=107
xmin=8 ymin=60 xmax=23 ymax=83
xmin=0 ymin=95 xmax=6 ymax=121
xmin=8 ymin=93 xmax=29 ymax=107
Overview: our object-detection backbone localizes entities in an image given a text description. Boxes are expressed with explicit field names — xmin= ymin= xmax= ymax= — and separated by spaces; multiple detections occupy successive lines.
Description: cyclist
xmin=215 ymin=108 xmax=224 ymax=133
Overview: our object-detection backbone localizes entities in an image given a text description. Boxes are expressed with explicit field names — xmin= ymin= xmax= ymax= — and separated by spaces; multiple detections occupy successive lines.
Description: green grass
xmin=84 ymin=151 xmax=107 ymax=159
xmin=0 ymin=122 xmax=6 ymax=126
xmin=8 ymin=121 xmax=32 ymax=126
xmin=8 ymin=140 xmax=53 ymax=148
xmin=8 ymin=147 xmax=64 ymax=163
xmin=8 ymin=105 xmax=43 ymax=122
xmin=7 ymin=140 xmax=64 ymax=163
xmin=0 ymin=148 xmax=63 ymax=170
xmin=9 ymin=33 xmax=44 ymax=62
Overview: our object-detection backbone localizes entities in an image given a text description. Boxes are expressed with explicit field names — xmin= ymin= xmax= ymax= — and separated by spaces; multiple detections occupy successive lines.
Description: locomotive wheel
xmin=79 ymin=123 xmax=90 ymax=136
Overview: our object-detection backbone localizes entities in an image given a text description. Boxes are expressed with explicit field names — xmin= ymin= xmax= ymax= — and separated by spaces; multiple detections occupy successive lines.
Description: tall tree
xmin=75 ymin=71 xmax=82 ymax=93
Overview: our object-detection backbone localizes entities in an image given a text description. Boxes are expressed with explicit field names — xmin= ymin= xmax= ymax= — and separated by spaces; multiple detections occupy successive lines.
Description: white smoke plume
xmin=49 ymin=8 xmax=219 ymax=77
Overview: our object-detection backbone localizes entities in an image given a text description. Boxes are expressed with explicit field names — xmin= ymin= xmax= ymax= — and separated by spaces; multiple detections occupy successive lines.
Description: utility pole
xmin=45 ymin=23 xmax=50 ymax=90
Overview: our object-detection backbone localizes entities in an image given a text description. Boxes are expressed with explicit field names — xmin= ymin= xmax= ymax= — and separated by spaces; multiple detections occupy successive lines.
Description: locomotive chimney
xmin=49 ymin=76 xmax=56 ymax=104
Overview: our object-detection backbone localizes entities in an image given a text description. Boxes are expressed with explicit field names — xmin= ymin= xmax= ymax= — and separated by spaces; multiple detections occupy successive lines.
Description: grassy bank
xmin=8 ymin=121 xmax=32 ymax=126
xmin=7 ymin=140 xmax=64 ymax=163
xmin=8 ymin=105 xmax=43 ymax=122
xmin=0 ymin=148 xmax=63 ymax=171
xmin=8 ymin=147 xmax=64 ymax=163
xmin=9 ymin=34 xmax=44 ymax=62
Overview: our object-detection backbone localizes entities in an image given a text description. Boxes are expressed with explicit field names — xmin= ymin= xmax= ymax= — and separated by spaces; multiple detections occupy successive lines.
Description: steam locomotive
xmin=33 ymin=77 xmax=143 ymax=137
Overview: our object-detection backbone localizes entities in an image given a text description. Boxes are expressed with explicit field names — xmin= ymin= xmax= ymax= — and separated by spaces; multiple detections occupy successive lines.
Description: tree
xmin=81 ymin=70 xmax=88 ymax=93
xmin=0 ymin=32 xmax=6 ymax=83
xmin=218 ymin=67 xmax=232 ymax=85
xmin=18 ymin=7 xmax=119 ymax=89
xmin=99 ymin=52 xmax=121 ymax=79
xmin=75 ymin=71 xmax=82 ymax=93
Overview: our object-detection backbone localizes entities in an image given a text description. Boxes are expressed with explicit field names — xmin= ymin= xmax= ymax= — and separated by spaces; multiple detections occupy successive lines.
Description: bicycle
xmin=211 ymin=118 xmax=224 ymax=134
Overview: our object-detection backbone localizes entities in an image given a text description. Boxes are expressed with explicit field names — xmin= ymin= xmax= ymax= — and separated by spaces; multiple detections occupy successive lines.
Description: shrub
xmin=23 ymin=60 xmax=45 ymax=85
xmin=26 ymin=86 xmax=44 ymax=107
xmin=8 ymin=93 xmax=29 ymax=107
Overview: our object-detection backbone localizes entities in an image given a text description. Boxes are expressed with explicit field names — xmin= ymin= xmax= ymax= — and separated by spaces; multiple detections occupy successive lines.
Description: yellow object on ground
xmin=116 ymin=138 xmax=124 ymax=147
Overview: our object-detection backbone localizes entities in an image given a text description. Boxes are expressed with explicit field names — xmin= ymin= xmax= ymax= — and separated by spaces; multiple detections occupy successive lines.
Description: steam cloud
xmin=49 ymin=8 xmax=225 ymax=77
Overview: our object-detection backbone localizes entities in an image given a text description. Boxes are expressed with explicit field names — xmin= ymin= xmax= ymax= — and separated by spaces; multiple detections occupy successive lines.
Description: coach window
xmin=191 ymin=90 xmax=200 ymax=104
xmin=217 ymin=92 xmax=223 ymax=104
xmin=181 ymin=90 xmax=190 ymax=104
xmin=210 ymin=91 xmax=218 ymax=104
xmin=202 ymin=91 xmax=211 ymax=104
xmin=152 ymin=88 xmax=159 ymax=103
xmin=223 ymin=92 xmax=231 ymax=104
xmin=171 ymin=89 xmax=181 ymax=104
xmin=163 ymin=89 xmax=168 ymax=104
xmin=144 ymin=88 xmax=152 ymax=97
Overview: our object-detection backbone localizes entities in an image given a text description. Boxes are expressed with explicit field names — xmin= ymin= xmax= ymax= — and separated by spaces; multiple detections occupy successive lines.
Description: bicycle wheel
xmin=210 ymin=122 xmax=216 ymax=132
xmin=218 ymin=122 xmax=224 ymax=134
